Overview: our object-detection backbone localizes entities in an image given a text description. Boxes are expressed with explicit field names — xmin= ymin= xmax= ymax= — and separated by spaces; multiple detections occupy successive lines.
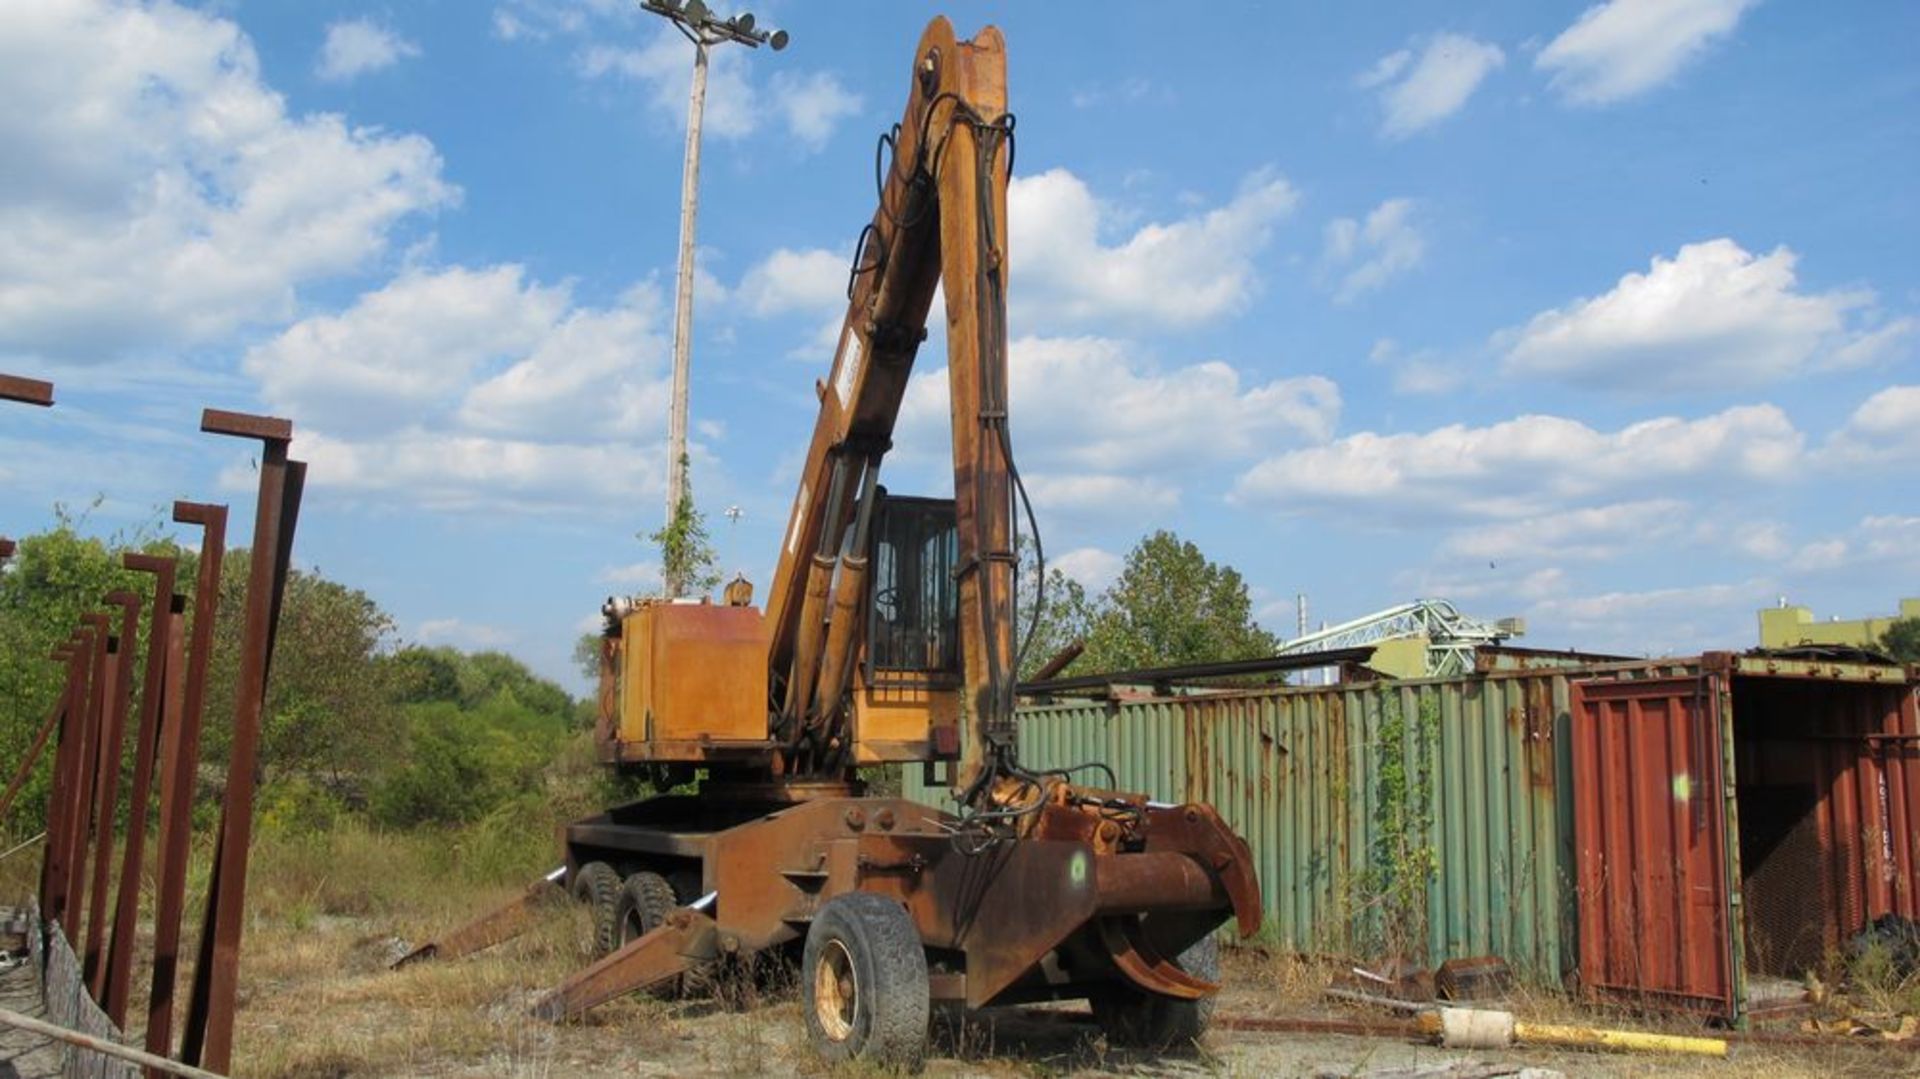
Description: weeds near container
xmin=1846 ymin=938 xmax=1920 ymax=1016
xmin=1354 ymin=689 xmax=1438 ymax=963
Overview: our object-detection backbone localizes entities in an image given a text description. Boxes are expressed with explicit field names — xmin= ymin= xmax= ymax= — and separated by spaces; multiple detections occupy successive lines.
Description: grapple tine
xmin=1142 ymin=802 xmax=1263 ymax=938
xmin=1095 ymin=916 xmax=1217 ymax=1001
xmin=392 ymin=876 xmax=565 ymax=969
xmin=531 ymin=907 xmax=719 ymax=1022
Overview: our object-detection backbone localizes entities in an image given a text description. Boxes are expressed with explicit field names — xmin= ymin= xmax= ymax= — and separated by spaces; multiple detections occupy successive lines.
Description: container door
xmin=1570 ymin=676 xmax=1737 ymax=1019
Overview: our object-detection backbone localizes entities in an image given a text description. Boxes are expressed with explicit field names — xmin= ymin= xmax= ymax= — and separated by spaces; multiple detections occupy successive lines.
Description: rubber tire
xmin=801 ymin=892 xmax=931 ymax=1072
xmin=1090 ymin=933 xmax=1220 ymax=1052
xmin=612 ymin=871 xmax=685 ymax=998
xmin=571 ymin=861 xmax=623 ymax=958
xmin=615 ymin=871 xmax=679 ymax=942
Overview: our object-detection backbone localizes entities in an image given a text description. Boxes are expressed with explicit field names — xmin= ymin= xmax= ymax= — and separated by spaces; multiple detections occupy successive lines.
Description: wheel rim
xmin=813 ymin=939 xmax=858 ymax=1042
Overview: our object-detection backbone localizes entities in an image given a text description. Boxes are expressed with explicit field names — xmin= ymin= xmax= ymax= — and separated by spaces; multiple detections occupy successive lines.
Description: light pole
xmin=640 ymin=0 xmax=787 ymax=597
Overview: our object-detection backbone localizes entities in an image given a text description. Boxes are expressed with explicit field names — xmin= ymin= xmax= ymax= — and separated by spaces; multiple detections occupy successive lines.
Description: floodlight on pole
xmin=639 ymin=0 xmax=787 ymax=597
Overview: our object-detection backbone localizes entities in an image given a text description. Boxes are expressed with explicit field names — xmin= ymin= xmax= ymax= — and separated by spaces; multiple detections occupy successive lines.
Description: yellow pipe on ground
xmin=1515 ymin=1019 xmax=1728 ymax=1057
xmin=1419 ymin=1007 xmax=1729 ymax=1058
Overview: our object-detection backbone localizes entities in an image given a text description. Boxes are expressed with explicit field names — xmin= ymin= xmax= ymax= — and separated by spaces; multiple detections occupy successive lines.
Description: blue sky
xmin=2 ymin=0 xmax=1915 ymax=691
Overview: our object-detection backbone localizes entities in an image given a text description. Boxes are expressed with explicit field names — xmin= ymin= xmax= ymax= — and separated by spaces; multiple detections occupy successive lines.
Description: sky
xmin=1 ymin=0 xmax=1916 ymax=693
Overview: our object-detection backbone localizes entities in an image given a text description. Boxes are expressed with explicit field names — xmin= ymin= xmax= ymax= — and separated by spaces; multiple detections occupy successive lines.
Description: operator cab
xmin=850 ymin=491 xmax=962 ymax=764
xmin=865 ymin=492 xmax=959 ymax=687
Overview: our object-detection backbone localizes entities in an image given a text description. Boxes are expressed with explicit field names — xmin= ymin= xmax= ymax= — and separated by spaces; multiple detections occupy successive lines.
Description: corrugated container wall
xmin=907 ymin=672 xmax=1582 ymax=982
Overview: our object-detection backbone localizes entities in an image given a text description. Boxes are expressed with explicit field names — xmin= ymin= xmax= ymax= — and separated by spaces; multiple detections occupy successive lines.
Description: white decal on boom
xmin=834 ymin=331 xmax=864 ymax=410
xmin=785 ymin=481 xmax=810 ymax=556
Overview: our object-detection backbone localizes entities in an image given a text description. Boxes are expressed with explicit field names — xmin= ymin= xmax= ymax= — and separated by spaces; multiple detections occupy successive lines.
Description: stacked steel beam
xmin=4 ymin=376 xmax=306 ymax=1076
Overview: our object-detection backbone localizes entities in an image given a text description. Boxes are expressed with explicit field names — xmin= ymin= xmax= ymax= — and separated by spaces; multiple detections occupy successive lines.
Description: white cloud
xmin=577 ymin=35 xmax=753 ymax=136
xmin=736 ymin=248 xmax=848 ymax=317
xmin=1823 ymin=385 xmax=1920 ymax=465
xmin=416 ymin=617 xmax=512 ymax=648
xmin=598 ymin=561 xmax=663 ymax=589
xmin=1363 ymin=33 xmax=1505 ymax=138
xmin=1009 ymin=167 xmax=1299 ymax=328
xmin=1537 ymin=0 xmax=1759 ymax=105
xmin=1529 ymin=579 xmax=1769 ymax=656
xmin=1233 ymin=404 xmax=1802 ymax=523
xmin=1786 ymin=516 xmax=1920 ymax=576
xmin=244 ymin=265 xmax=560 ymax=433
xmin=772 ymin=71 xmax=864 ymax=151
xmin=1023 ymin=474 xmax=1180 ymax=517
xmin=1321 ymin=198 xmax=1425 ymax=302
xmin=1395 ymin=565 xmax=1571 ymax=606
xmin=316 ymin=18 xmax=420 ymax=83
xmin=1367 ymin=337 xmax=1464 ymax=396
xmin=1442 ymin=499 xmax=1690 ymax=563
xmin=1499 ymin=239 xmax=1891 ymax=391
xmin=903 ymin=336 xmax=1338 ymax=473
xmin=0 ymin=0 xmax=455 ymax=364
xmin=490 ymin=0 xmax=628 ymax=42
xmin=1356 ymin=50 xmax=1412 ymax=90
xmin=1732 ymin=521 xmax=1792 ymax=561
xmin=1826 ymin=317 xmax=1916 ymax=370
xmin=574 ymin=28 xmax=859 ymax=151
xmin=1050 ymin=547 xmax=1123 ymax=592
xmin=266 ymin=428 xmax=668 ymax=512
xmin=896 ymin=336 xmax=1335 ymax=522
xmin=1070 ymin=77 xmax=1157 ymax=110
xmin=243 ymin=264 xmax=675 ymax=510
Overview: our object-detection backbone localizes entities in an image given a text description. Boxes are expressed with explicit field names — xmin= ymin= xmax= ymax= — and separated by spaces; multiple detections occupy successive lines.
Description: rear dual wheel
xmin=571 ymin=861 xmax=623 ymax=957
xmin=802 ymin=892 xmax=931 ymax=1071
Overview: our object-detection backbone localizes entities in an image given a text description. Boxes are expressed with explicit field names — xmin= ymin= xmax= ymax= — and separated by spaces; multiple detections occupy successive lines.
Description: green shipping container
xmin=909 ymin=654 xmax=1920 ymax=1022
xmin=907 ymin=671 xmax=1581 ymax=982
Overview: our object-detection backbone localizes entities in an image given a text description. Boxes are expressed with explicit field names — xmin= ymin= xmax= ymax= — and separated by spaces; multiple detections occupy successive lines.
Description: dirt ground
xmin=0 ymin=948 xmax=62 ymax=1079
xmin=3 ymin=863 xmax=1914 ymax=1079
xmin=216 ymin=902 xmax=1916 ymax=1079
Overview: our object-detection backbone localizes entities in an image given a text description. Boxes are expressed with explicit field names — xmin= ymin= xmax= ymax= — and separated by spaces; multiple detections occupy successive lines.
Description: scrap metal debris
xmin=1313 ymin=1064 xmax=1564 ymax=1079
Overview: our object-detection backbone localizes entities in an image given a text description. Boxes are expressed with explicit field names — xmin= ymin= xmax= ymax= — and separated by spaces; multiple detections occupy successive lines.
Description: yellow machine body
xmin=605 ymin=602 xmax=770 ymax=763
xmin=599 ymin=597 xmax=959 ymax=768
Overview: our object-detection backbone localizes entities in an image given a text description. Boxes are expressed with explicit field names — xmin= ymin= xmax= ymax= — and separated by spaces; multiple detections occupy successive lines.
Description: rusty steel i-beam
xmin=83 ymin=591 xmax=142 ymax=995
xmin=181 ymin=410 xmax=305 ymax=1073
xmin=102 ymin=553 xmax=179 ymax=1027
xmin=39 ymin=630 xmax=92 ymax=924
xmin=61 ymin=612 xmax=114 ymax=937
xmin=146 ymin=501 xmax=226 ymax=1065
xmin=0 ymin=372 xmax=54 ymax=406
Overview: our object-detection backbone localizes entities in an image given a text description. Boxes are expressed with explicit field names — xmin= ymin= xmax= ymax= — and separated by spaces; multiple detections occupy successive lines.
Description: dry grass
xmin=1222 ymin=944 xmax=1919 ymax=1079
xmin=7 ymin=823 xmax=1920 ymax=1077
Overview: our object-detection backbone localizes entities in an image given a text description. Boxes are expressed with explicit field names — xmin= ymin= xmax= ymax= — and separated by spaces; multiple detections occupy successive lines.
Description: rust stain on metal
xmin=1523 ymin=681 xmax=1556 ymax=791
xmin=1184 ymin=700 xmax=1212 ymax=805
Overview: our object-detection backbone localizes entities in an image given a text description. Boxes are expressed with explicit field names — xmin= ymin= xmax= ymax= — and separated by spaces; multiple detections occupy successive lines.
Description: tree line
xmin=0 ymin=510 xmax=585 ymax=835
xmin=4 ymin=512 xmax=1288 ymax=839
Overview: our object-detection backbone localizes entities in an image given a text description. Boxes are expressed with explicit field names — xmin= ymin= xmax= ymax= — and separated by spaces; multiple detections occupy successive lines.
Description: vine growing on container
xmin=1359 ymin=689 xmax=1439 ymax=961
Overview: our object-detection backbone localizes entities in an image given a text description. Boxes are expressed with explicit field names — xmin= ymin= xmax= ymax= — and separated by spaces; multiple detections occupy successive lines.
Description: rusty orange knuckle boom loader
xmin=400 ymin=17 xmax=1260 ymax=1068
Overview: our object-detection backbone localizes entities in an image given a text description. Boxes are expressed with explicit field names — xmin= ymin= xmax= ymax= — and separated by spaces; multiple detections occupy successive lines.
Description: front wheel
xmin=801 ymin=892 xmax=930 ymax=1071
xmin=1091 ymin=933 xmax=1219 ymax=1051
